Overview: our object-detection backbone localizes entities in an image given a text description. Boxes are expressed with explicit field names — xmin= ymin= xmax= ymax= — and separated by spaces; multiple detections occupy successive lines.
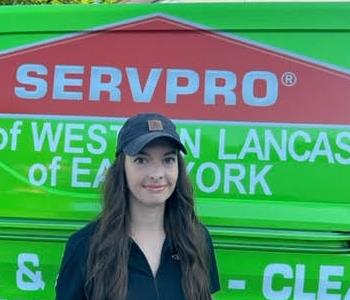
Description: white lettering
xmin=204 ymin=70 xmax=236 ymax=105
xmin=32 ymin=122 xmax=63 ymax=152
xmin=15 ymin=64 xmax=48 ymax=99
xmin=224 ymin=163 xmax=246 ymax=194
xmin=0 ymin=121 xmax=23 ymax=151
xmin=28 ymin=163 xmax=47 ymax=186
xmin=249 ymin=164 xmax=272 ymax=195
xmin=263 ymin=263 xmax=293 ymax=300
xmin=0 ymin=127 xmax=8 ymax=150
xmin=48 ymin=156 xmax=62 ymax=187
xmin=310 ymin=132 xmax=335 ymax=164
xmin=317 ymin=265 xmax=343 ymax=300
xmin=242 ymin=71 xmax=278 ymax=106
xmin=16 ymin=253 xmax=45 ymax=291
xmin=196 ymin=162 xmax=221 ymax=193
xmin=64 ymin=123 xmax=84 ymax=154
xmin=126 ymin=67 xmax=162 ymax=102
xmin=335 ymin=132 xmax=350 ymax=165
xmin=294 ymin=264 xmax=316 ymax=300
xmin=238 ymin=129 xmax=264 ymax=160
xmin=89 ymin=66 xmax=121 ymax=101
xmin=166 ymin=69 xmax=199 ymax=103
xmin=53 ymin=65 xmax=84 ymax=100
xmin=179 ymin=128 xmax=201 ymax=158
xmin=87 ymin=124 xmax=107 ymax=155
xmin=218 ymin=128 xmax=237 ymax=160
xmin=71 ymin=157 xmax=91 ymax=188
xmin=264 ymin=129 xmax=287 ymax=161
xmin=93 ymin=158 xmax=111 ymax=188
xmin=288 ymin=130 xmax=311 ymax=162
xmin=15 ymin=64 xmax=280 ymax=106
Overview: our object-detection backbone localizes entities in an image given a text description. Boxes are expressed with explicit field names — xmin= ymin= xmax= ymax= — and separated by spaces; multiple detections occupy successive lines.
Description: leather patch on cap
xmin=148 ymin=120 xmax=163 ymax=131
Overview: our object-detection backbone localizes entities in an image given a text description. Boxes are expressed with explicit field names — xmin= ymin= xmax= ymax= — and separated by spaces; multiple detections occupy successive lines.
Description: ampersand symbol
xmin=16 ymin=253 xmax=45 ymax=291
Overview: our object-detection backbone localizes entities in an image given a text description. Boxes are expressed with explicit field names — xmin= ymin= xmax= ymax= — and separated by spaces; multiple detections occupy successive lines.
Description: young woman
xmin=56 ymin=112 xmax=220 ymax=300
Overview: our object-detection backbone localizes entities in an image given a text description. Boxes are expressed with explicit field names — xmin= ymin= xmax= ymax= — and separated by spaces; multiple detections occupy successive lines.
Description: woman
xmin=56 ymin=112 xmax=220 ymax=300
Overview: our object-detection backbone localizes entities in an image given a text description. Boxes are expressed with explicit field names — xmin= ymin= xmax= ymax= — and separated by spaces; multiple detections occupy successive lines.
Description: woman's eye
xmin=164 ymin=156 xmax=176 ymax=164
xmin=134 ymin=157 xmax=147 ymax=164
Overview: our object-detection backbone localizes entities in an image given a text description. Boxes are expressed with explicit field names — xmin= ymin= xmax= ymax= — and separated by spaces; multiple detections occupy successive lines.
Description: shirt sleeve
xmin=203 ymin=225 xmax=221 ymax=294
xmin=55 ymin=226 xmax=91 ymax=300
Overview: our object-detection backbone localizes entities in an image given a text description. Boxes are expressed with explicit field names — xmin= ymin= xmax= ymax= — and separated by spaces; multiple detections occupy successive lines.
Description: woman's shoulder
xmin=198 ymin=222 xmax=211 ymax=239
xmin=65 ymin=220 xmax=99 ymax=255
xmin=198 ymin=223 xmax=221 ymax=293
xmin=57 ymin=221 xmax=99 ymax=285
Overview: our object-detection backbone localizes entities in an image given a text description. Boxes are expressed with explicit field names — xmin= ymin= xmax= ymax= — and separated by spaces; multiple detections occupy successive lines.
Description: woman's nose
xmin=149 ymin=163 xmax=165 ymax=180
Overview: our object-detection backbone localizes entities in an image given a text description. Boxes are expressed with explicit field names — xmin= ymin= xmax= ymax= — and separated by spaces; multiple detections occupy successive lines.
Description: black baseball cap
xmin=116 ymin=113 xmax=187 ymax=156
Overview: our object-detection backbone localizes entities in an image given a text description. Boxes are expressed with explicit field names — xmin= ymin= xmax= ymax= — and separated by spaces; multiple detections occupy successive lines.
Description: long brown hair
xmin=86 ymin=151 xmax=211 ymax=300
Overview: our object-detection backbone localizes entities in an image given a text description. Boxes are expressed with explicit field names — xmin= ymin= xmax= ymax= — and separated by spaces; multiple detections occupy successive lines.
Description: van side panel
xmin=0 ymin=4 xmax=350 ymax=299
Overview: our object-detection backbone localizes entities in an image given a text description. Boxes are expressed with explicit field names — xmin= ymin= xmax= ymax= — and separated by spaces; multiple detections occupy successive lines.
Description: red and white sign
xmin=1 ymin=15 xmax=350 ymax=124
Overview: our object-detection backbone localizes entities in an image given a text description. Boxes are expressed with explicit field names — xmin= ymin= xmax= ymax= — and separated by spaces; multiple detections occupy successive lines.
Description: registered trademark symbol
xmin=281 ymin=72 xmax=297 ymax=87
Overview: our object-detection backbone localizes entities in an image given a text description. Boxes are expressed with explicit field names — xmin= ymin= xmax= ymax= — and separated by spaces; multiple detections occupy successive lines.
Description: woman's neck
xmin=129 ymin=201 xmax=165 ymax=235
xmin=129 ymin=201 xmax=167 ymax=277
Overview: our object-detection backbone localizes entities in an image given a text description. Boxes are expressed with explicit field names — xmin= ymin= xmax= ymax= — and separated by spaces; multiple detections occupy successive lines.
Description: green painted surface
xmin=0 ymin=3 xmax=350 ymax=299
xmin=1 ymin=118 xmax=349 ymax=229
xmin=1 ymin=3 xmax=350 ymax=68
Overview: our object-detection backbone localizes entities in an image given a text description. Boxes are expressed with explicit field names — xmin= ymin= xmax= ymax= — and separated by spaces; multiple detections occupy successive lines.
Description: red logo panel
xmin=1 ymin=15 xmax=350 ymax=124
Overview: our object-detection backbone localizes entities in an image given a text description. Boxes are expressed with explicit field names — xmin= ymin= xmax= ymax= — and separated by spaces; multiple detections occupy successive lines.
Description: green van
xmin=1 ymin=2 xmax=350 ymax=299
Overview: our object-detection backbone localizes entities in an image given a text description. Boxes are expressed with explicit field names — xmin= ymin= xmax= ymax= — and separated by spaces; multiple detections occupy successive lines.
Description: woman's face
xmin=124 ymin=140 xmax=179 ymax=208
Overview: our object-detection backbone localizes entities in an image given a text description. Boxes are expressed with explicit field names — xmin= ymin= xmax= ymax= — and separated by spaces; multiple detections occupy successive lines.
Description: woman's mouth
xmin=143 ymin=185 xmax=167 ymax=192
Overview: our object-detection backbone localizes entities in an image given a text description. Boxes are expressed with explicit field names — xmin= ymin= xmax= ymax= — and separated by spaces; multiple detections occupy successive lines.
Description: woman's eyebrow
xmin=137 ymin=150 xmax=177 ymax=156
xmin=164 ymin=150 xmax=177 ymax=156
xmin=137 ymin=151 xmax=149 ymax=156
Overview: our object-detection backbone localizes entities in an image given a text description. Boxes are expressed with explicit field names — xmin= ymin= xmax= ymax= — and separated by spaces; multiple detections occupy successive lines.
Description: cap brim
xmin=123 ymin=132 xmax=187 ymax=156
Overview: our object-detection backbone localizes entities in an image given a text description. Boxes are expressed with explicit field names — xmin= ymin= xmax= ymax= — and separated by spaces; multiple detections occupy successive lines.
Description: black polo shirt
xmin=56 ymin=222 xmax=220 ymax=300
